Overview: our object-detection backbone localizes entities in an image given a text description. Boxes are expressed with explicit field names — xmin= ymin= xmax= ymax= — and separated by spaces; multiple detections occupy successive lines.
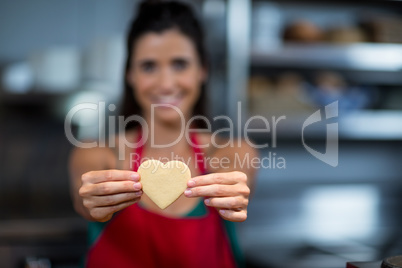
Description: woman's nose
xmin=158 ymin=69 xmax=175 ymax=91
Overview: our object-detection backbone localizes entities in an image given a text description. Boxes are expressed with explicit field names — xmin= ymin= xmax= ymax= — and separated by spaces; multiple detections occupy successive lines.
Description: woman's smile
xmin=152 ymin=92 xmax=184 ymax=106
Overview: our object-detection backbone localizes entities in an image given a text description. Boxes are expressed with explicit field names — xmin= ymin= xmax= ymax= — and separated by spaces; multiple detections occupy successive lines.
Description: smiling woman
xmin=121 ymin=0 xmax=209 ymax=131
xmin=127 ymin=29 xmax=205 ymax=125
xmin=69 ymin=1 xmax=258 ymax=267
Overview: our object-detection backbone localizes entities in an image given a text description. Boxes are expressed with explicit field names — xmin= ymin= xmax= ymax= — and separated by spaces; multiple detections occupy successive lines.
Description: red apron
xmin=86 ymin=132 xmax=237 ymax=268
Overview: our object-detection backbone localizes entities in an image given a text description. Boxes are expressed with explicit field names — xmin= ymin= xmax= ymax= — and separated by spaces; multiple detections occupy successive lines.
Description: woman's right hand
xmin=79 ymin=170 xmax=142 ymax=222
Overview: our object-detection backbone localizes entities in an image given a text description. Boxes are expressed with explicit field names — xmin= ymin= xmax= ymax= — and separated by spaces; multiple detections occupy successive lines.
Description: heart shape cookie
xmin=137 ymin=159 xmax=191 ymax=210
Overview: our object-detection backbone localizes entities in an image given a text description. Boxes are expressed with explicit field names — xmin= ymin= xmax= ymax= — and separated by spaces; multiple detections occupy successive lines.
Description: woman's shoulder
xmin=69 ymin=144 xmax=117 ymax=172
xmin=69 ymin=128 xmax=138 ymax=171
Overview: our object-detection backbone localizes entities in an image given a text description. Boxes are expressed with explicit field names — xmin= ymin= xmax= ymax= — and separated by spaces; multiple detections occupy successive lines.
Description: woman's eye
xmin=172 ymin=59 xmax=188 ymax=71
xmin=140 ymin=61 xmax=156 ymax=73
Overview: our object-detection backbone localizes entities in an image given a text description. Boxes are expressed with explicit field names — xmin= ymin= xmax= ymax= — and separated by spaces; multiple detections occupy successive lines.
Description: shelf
xmin=247 ymin=110 xmax=402 ymax=140
xmin=339 ymin=111 xmax=402 ymax=139
xmin=251 ymin=44 xmax=402 ymax=72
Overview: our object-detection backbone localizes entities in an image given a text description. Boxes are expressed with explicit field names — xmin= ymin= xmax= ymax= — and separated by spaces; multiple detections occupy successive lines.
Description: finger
xmin=184 ymin=184 xmax=236 ymax=198
xmin=82 ymin=170 xmax=140 ymax=184
xmin=81 ymin=181 xmax=142 ymax=196
xmin=219 ymin=209 xmax=247 ymax=222
xmin=188 ymin=172 xmax=241 ymax=187
xmin=90 ymin=199 xmax=139 ymax=222
xmin=85 ymin=191 xmax=143 ymax=208
xmin=204 ymin=196 xmax=248 ymax=210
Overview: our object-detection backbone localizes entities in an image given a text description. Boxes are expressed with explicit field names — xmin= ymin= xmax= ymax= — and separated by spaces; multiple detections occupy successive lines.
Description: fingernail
xmin=220 ymin=209 xmax=226 ymax=215
xmin=133 ymin=182 xmax=141 ymax=190
xmin=135 ymin=190 xmax=143 ymax=196
xmin=131 ymin=173 xmax=140 ymax=181
xmin=204 ymin=198 xmax=210 ymax=205
xmin=188 ymin=180 xmax=195 ymax=187
xmin=184 ymin=189 xmax=192 ymax=196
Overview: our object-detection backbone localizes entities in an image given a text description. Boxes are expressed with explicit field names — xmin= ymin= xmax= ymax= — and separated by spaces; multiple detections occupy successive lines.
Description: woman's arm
xmin=69 ymin=147 xmax=143 ymax=222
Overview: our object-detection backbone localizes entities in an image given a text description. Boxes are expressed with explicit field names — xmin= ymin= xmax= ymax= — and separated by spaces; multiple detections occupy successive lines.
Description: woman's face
xmin=127 ymin=29 xmax=206 ymax=125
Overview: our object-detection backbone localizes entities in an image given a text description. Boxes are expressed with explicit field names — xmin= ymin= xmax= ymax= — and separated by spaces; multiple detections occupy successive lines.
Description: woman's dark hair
xmin=121 ymin=0 xmax=209 ymax=130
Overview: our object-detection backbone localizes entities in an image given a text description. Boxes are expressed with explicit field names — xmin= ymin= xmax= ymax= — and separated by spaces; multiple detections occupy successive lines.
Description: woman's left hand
xmin=184 ymin=171 xmax=250 ymax=222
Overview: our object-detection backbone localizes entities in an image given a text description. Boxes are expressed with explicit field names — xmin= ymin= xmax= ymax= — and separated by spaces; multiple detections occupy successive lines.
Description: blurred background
xmin=0 ymin=0 xmax=402 ymax=267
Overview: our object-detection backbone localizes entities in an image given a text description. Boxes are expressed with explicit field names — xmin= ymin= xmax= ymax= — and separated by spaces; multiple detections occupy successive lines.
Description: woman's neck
xmin=143 ymin=118 xmax=190 ymax=154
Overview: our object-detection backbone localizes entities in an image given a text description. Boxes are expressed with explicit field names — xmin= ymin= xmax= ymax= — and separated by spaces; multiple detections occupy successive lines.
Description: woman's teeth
xmin=156 ymin=95 xmax=181 ymax=105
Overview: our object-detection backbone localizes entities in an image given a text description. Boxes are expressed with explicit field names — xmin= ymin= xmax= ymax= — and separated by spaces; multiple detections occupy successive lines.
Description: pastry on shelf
xmin=282 ymin=20 xmax=323 ymax=43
